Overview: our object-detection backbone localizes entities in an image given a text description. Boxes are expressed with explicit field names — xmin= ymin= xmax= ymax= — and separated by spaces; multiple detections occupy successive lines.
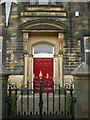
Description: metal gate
xmin=3 ymin=76 xmax=76 ymax=120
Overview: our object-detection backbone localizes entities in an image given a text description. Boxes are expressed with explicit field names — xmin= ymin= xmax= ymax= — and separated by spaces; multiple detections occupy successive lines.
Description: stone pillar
xmin=23 ymin=53 xmax=28 ymax=86
xmin=23 ymin=33 xmax=29 ymax=86
xmin=0 ymin=74 xmax=2 ymax=120
xmin=72 ymin=62 xmax=89 ymax=118
xmin=2 ymin=75 xmax=9 ymax=119
xmin=28 ymin=54 xmax=33 ymax=88
xmin=54 ymin=54 xmax=59 ymax=86
xmin=58 ymin=33 xmax=64 ymax=87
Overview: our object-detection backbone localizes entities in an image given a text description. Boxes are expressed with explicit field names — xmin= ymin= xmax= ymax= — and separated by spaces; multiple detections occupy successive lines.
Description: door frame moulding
xmin=23 ymin=32 xmax=64 ymax=87
xmin=22 ymin=19 xmax=66 ymax=87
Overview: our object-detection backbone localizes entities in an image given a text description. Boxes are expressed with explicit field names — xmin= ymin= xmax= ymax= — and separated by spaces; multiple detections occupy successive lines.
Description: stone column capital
xmin=28 ymin=54 xmax=33 ymax=58
xmin=59 ymin=50 xmax=63 ymax=55
xmin=23 ymin=50 xmax=28 ymax=55
xmin=54 ymin=54 xmax=58 ymax=58
xmin=23 ymin=39 xmax=28 ymax=43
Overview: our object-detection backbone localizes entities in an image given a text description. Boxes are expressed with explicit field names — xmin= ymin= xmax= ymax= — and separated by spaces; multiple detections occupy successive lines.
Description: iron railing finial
xmin=39 ymin=71 xmax=43 ymax=79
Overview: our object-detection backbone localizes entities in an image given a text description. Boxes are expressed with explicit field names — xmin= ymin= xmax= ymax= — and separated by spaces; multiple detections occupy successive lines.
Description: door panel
xmin=33 ymin=58 xmax=54 ymax=93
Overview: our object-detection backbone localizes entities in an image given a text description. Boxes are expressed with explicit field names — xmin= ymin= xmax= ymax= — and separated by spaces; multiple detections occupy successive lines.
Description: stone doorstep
xmin=17 ymin=94 xmax=65 ymax=114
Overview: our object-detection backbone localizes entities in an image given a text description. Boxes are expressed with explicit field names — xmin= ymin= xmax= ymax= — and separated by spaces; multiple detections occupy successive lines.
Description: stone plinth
xmin=72 ymin=62 xmax=90 ymax=119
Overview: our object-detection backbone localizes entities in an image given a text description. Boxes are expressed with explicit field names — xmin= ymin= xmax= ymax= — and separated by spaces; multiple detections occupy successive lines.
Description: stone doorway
xmin=23 ymin=32 xmax=64 ymax=87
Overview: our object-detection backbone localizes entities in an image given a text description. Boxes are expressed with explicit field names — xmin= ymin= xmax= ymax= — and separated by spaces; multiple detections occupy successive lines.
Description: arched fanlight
xmin=33 ymin=43 xmax=54 ymax=54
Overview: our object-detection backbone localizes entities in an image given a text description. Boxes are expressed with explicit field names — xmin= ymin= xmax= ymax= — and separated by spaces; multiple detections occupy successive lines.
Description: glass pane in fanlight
xmin=39 ymin=0 xmax=48 ymax=4
xmin=34 ymin=44 xmax=53 ymax=54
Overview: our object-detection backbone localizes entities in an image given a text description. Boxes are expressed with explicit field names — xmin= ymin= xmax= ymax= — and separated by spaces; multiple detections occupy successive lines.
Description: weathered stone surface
xmin=72 ymin=62 xmax=90 ymax=118
xmin=0 ymin=2 xmax=89 ymax=75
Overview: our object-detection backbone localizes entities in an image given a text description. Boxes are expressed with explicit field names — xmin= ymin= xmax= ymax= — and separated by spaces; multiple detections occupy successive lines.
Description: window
xmin=39 ymin=0 xmax=48 ymax=5
xmin=75 ymin=11 xmax=79 ymax=17
xmin=85 ymin=40 xmax=90 ymax=51
xmin=30 ymin=0 xmax=48 ymax=5
xmin=33 ymin=43 xmax=54 ymax=57
xmin=30 ymin=0 xmax=38 ymax=4
xmin=30 ymin=0 xmax=58 ymax=5
xmin=84 ymin=37 xmax=90 ymax=64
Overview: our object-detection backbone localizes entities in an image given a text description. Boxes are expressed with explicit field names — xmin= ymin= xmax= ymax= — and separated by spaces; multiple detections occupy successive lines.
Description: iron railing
xmin=3 ymin=78 xmax=76 ymax=120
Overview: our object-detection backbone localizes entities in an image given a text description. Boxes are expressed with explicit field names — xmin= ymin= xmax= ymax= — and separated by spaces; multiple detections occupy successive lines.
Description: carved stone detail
xmin=0 ymin=36 xmax=3 ymax=41
xmin=58 ymin=33 xmax=64 ymax=40
xmin=23 ymin=33 xmax=29 ymax=51
xmin=23 ymin=33 xmax=29 ymax=39
xmin=28 ymin=54 xmax=33 ymax=58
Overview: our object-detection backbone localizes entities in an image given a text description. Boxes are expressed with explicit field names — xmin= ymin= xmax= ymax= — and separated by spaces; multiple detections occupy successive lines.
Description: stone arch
xmin=31 ymin=41 xmax=55 ymax=48
xmin=30 ymin=41 xmax=56 ymax=55
xmin=32 ymin=42 xmax=54 ymax=55
xmin=19 ymin=18 xmax=68 ymax=32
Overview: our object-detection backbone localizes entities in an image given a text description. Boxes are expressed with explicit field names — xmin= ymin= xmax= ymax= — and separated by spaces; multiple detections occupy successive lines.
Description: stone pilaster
xmin=54 ymin=54 xmax=59 ymax=86
xmin=58 ymin=33 xmax=64 ymax=87
xmin=28 ymin=54 xmax=33 ymax=88
xmin=23 ymin=33 xmax=29 ymax=86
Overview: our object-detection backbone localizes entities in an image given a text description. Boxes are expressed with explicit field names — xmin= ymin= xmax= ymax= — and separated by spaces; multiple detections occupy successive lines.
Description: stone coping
xmin=71 ymin=62 xmax=90 ymax=76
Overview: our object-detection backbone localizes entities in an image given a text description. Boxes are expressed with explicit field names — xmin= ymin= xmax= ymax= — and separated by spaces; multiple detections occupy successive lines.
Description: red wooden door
xmin=33 ymin=58 xmax=54 ymax=93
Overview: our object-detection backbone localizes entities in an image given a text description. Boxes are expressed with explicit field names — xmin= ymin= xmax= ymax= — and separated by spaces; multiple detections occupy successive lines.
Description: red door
xmin=33 ymin=58 xmax=54 ymax=93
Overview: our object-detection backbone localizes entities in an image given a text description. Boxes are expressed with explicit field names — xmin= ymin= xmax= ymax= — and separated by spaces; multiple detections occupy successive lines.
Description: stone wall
xmin=0 ymin=2 xmax=89 ymax=75
xmin=1 ymin=3 xmax=24 ymax=73
xmin=63 ymin=2 xmax=88 ymax=74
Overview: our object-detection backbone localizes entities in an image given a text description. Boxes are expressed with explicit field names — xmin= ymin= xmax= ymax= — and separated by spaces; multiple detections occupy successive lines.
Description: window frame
xmin=84 ymin=36 xmax=90 ymax=63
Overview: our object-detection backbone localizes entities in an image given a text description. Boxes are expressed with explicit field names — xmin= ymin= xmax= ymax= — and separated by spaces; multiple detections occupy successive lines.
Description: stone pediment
xmin=19 ymin=18 xmax=68 ymax=32
xmin=23 ymin=24 xmax=64 ymax=30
